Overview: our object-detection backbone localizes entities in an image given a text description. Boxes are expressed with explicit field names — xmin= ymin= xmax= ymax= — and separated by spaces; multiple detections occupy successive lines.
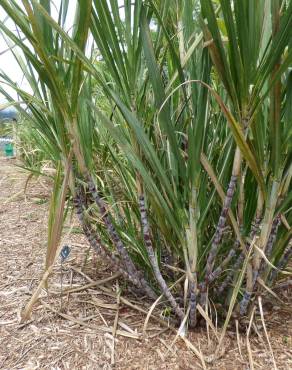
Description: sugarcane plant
xmin=0 ymin=0 xmax=291 ymax=329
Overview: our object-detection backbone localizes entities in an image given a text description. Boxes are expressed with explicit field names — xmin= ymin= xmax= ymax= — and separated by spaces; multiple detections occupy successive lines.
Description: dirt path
xmin=0 ymin=158 xmax=291 ymax=369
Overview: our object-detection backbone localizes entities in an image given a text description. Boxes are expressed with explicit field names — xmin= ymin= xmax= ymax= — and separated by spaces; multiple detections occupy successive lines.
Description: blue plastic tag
xmin=60 ymin=245 xmax=71 ymax=262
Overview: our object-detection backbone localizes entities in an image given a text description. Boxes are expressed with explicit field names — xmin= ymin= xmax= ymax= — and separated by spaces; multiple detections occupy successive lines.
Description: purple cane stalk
xmin=240 ymin=215 xmax=281 ymax=315
xmin=87 ymin=176 xmax=137 ymax=276
xmin=259 ymin=215 xmax=281 ymax=277
xmin=189 ymin=273 xmax=197 ymax=327
xmin=74 ymin=192 xmax=141 ymax=286
xmin=139 ymin=194 xmax=184 ymax=320
xmin=265 ymin=215 xmax=281 ymax=258
xmin=269 ymin=239 xmax=292 ymax=283
xmin=86 ymin=177 xmax=157 ymax=299
xmin=239 ymin=291 xmax=252 ymax=316
xmin=207 ymin=247 xmax=237 ymax=285
xmin=205 ymin=175 xmax=238 ymax=275
xmin=200 ymin=175 xmax=238 ymax=305
xmin=218 ymin=217 xmax=261 ymax=295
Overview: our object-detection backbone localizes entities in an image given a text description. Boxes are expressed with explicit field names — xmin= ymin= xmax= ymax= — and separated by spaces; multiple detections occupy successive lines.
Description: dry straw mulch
xmin=0 ymin=157 xmax=291 ymax=370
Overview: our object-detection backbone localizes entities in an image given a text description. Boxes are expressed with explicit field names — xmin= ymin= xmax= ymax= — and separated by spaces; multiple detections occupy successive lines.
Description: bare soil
xmin=0 ymin=157 xmax=291 ymax=370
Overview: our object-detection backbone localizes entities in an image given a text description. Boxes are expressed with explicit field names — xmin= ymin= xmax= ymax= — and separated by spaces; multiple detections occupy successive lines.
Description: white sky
xmin=0 ymin=1 xmax=76 ymax=103
xmin=0 ymin=9 xmax=22 ymax=102
xmin=0 ymin=0 xmax=125 ymax=105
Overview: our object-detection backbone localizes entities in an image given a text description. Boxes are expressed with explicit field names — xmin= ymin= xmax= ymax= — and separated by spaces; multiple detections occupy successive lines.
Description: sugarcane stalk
xmin=239 ymin=181 xmax=280 ymax=315
xmin=86 ymin=176 xmax=157 ymax=299
xmin=265 ymin=215 xmax=281 ymax=258
xmin=74 ymin=194 xmax=142 ymax=286
xmin=139 ymin=194 xmax=184 ymax=320
xmin=203 ymin=241 xmax=237 ymax=297
xmin=207 ymin=246 xmax=237 ymax=285
xmin=199 ymin=175 xmax=237 ymax=306
xmin=200 ymin=149 xmax=241 ymax=306
xmin=259 ymin=215 xmax=281 ymax=277
xmin=189 ymin=273 xmax=198 ymax=328
xmin=204 ymin=147 xmax=241 ymax=280
xmin=87 ymin=176 xmax=135 ymax=274
xmin=269 ymin=239 xmax=292 ymax=283
xmin=74 ymin=189 xmax=122 ymax=264
xmin=277 ymin=241 xmax=292 ymax=270
xmin=240 ymin=183 xmax=279 ymax=315
xmin=239 ymin=291 xmax=252 ymax=316
xmin=239 ymin=237 xmax=259 ymax=316
xmin=200 ymin=173 xmax=236 ymax=300
xmin=205 ymin=175 xmax=237 ymax=274
xmin=238 ymin=166 xmax=246 ymax=227
xmin=187 ymin=186 xmax=199 ymax=327
xmin=74 ymin=188 xmax=160 ymax=295
xmin=239 ymin=261 xmax=253 ymax=316
xmin=199 ymin=173 xmax=237 ymax=306
xmin=247 ymin=215 xmax=282 ymax=312
xmin=74 ymin=190 xmax=121 ymax=264
xmin=218 ymin=216 xmax=262 ymax=294
xmin=217 ymin=252 xmax=242 ymax=295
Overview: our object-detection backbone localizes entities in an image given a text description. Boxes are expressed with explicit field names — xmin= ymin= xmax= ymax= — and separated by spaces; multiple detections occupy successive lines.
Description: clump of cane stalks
xmin=0 ymin=0 xmax=291 ymax=330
